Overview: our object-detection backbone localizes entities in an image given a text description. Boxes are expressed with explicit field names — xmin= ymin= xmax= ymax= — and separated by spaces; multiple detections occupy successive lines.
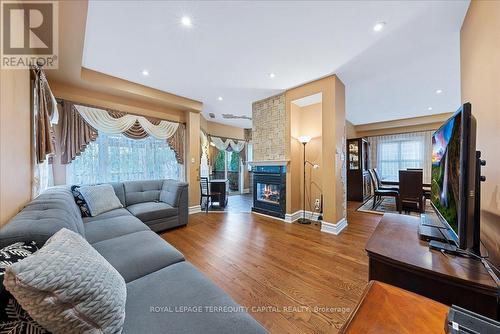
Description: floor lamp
xmin=297 ymin=136 xmax=319 ymax=224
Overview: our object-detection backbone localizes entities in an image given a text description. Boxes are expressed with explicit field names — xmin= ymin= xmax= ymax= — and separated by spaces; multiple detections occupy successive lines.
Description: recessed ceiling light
xmin=268 ymin=73 xmax=276 ymax=78
xmin=141 ymin=69 xmax=149 ymax=76
xmin=181 ymin=16 xmax=192 ymax=27
xmin=217 ymin=96 xmax=223 ymax=101
xmin=435 ymin=89 xmax=443 ymax=94
xmin=428 ymin=107 xmax=433 ymax=111
xmin=373 ymin=22 xmax=385 ymax=32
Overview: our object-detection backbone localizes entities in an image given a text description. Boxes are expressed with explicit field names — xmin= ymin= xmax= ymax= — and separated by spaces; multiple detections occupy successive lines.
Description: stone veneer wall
xmin=252 ymin=93 xmax=288 ymax=161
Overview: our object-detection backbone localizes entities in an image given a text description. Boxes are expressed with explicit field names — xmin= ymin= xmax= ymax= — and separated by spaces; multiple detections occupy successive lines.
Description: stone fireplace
xmin=252 ymin=165 xmax=286 ymax=218
xmin=251 ymin=94 xmax=288 ymax=219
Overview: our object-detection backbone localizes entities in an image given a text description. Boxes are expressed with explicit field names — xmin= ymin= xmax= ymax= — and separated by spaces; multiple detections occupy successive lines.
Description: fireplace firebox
xmin=252 ymin=165 xmax=286 ymax=218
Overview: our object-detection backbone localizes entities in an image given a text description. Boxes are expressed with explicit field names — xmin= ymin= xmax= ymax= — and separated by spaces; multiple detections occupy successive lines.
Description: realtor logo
xmin=1 ymin=1 xmax=58 ymax=69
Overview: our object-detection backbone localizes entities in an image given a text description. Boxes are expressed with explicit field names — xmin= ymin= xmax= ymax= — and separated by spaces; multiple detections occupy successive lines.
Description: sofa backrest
xmin=123 ymin=180 xmax=164 ymax=206
xmin=0 ymin=186 xmax=85 ymax=248
xmin=160 ymin=180 xmax=188 ymax=207
xmin=109 ymin=182 xmax=126 ymax=207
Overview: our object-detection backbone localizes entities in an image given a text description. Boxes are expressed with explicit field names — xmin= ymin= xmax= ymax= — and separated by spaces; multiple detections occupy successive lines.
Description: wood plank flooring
xmin=160 ymin=202 xmax=382 ymax=333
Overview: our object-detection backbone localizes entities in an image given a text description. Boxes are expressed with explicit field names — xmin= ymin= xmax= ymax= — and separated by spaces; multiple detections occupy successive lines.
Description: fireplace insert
xmin=252 ymin=165 xmax=286 ymax=218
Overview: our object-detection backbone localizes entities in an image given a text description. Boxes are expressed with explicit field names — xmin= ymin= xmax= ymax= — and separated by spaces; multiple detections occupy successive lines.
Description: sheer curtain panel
xmin=367 ymin=131 xmax=433 ymax=183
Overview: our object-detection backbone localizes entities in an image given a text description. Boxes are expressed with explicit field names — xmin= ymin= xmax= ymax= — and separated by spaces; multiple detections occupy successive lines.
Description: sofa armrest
xmin=160 ymin=180 xmax=188 ymax=208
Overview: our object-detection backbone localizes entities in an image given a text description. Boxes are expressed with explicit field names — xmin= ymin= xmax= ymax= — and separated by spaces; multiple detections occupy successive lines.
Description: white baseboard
xmin=284 ymin=210 xmax=321 ymax=223
xmin=251 ymin=211 xmax=286 ymax=222
xmin=321 ymin=218 xmax=348 ymax=235
xmin=188 ymin=205 xmax=201 ymax=214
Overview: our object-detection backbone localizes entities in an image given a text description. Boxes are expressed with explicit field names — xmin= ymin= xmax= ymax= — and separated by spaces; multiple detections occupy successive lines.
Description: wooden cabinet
xmin=366 ymin=214 xmax=499 ymax=320
xmin=347 ymin=138 xmax=371 ymax=201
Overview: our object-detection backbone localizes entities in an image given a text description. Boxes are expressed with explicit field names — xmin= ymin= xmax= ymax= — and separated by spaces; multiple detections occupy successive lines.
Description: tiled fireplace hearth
xmin=252 ymin=165 xmax=286 ymax=218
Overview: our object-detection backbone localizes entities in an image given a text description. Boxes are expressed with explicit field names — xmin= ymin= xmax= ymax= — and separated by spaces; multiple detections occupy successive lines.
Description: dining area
xmin=367 ymin=168 xmax=430 ymax=214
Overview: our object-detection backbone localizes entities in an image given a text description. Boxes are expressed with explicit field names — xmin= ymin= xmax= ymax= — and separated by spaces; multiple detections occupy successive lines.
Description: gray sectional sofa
xmin=0 ymin=180 xmax=267 ymax=334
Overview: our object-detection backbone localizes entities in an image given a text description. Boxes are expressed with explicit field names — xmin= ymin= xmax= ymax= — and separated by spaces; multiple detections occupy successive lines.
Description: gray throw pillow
xmin=78 ymin=184 xmax=123 ymax=216
xmin=3 ymin=228 xmax=126 ymax=334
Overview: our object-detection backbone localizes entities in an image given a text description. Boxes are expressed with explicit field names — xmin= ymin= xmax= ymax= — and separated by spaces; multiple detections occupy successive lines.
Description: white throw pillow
xmin=3 ymin=228 xmax=126 ymax=334
xmin=78 ymin=184 xmax=123 ymax=216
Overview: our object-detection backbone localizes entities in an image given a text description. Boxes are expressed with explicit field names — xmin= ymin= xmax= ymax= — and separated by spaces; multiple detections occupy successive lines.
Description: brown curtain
xmin=239 ymin=145 xmax=247 ymax=162
xmin=60 ymin=101 xmax=98 ymax=164
xmin=34 ymin=70 xmax=56 ymax=163
xmin=244 ymin=128 xmax=252 ymax=141
xmin=167 ymin=123 xmax=185 ymax=164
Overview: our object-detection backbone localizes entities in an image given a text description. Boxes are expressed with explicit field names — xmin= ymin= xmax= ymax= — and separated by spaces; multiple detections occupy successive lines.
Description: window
xmin=379 ymin=140 xmax=423 ymax=181
xmin=369 ymin=131 xmax=432 ymax=183
xmin=68 ymin=133 xmax=183 ymax=185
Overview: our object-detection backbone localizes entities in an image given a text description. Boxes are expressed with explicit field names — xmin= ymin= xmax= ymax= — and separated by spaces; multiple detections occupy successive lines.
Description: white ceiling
xmin=83 ymin=0 xmax=469 ymax=127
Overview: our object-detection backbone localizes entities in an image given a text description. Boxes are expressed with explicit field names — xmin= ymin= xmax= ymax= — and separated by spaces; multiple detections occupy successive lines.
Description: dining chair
xmin=398 ymin=170 xmax=425 ymax=214
xmin=373 ymin=168 xmax=399 ymax=191
xmin=368 ymin=169 xmax=400 ymax=211
xmin=200 ymin=177 xmax=221 ymax=213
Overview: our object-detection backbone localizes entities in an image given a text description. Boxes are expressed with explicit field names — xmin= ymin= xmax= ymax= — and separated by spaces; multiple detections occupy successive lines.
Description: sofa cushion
xmin=84 ymin=215 xmax=150 ymax=244
xmin=0 ymin=241 xmax=47 ymax=333
xmin=127 ymin=202 xmax=178 ymax=222
xmin=78 ymin=184 xmax=123 ymax=216
xmin=83 ymin=208 xmax=131 ymax=223
xmin=123 ymin=180 xmax=163 ymax=206
xmin=123 ymin=262 xmax=267 ymax=334
xmin=92 ymin=231 xmax=184 ymax=282
xmin=0 ymin=187 xmax=84 ymax=248
xmin=70 ymin=185 xmax=91 ymax=217
xmin=4 ymin=229 xmax=126 ymax=334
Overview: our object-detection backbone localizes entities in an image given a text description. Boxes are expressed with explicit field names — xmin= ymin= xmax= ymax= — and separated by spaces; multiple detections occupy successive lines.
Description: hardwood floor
xmin=160 ymin=201 xmax=382 ymax=333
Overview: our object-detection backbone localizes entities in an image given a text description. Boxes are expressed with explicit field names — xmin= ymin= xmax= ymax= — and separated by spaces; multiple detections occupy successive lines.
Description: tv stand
xmin=365 ymin=213 xmax=499 ymax=320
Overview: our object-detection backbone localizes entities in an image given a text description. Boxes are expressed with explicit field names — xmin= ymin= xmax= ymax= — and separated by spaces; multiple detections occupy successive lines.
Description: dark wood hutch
xmin=347 ymin=137 xmax=371 ymax=201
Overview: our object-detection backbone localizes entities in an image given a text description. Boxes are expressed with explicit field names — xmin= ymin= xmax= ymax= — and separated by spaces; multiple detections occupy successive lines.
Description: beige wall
xmin=461 ymin=0 xmax=500 ymax=267
xmin=290 ymin=103 xmax=322 ymax=213
xmin=346 ymin=120 xmax=357 ymax=139
xmin=200 ymin=116 xmax=245 ymax=140
xmin=186 ymin=112 xmax=201 ymax=206
xmin=0 ymin=69 xmax=32 ymax=226
xmin=353 ymin=113 xmax=453 ymax=138
xmin=285 ymin=75 xmax=346 ymax=224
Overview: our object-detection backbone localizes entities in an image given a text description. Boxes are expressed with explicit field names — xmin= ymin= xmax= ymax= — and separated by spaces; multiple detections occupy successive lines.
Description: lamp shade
xmin=297 ymin=136 xmax=312 ymax=144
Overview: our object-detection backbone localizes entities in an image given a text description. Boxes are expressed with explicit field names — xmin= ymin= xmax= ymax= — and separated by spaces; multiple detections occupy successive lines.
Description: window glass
xmin=378 ymin=140 xmax=424 ymax=181
xmin=68 ymin=133 xmax=183 ymax=185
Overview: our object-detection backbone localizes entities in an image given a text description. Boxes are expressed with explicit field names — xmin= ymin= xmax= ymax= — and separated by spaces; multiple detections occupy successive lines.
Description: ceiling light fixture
xmin=181 ymin=16 xmax=192 ymax=27
xmin=428 ymin=107 xmax=433 ymax=111
xmin=373 ymin=22 xmax=385 ymax=32
xmin=217 ymin=96 xmax=223 ymax=101
xmin=141 ymin=69 xmax=149 ymax=76
xmin=268 ymin=73 xmax=276 ymax=78
xmin=436 ymin=89 xmax=443 ymax=94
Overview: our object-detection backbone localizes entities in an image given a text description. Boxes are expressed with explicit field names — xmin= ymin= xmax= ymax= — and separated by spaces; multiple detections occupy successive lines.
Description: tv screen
xmin=431 ymin=112 xmax=462 ymax=238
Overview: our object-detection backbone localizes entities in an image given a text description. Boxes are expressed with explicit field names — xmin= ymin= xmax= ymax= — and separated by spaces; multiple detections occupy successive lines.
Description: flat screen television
xmin=431 ymin=103 xmax=477 ymax=250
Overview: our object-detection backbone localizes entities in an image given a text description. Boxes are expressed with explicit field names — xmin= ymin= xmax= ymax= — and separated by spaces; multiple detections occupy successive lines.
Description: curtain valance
xmin=210 ymin=136 xmax=246 ymax=153
xmin=75 ymin=105 xmax=179 ymax=140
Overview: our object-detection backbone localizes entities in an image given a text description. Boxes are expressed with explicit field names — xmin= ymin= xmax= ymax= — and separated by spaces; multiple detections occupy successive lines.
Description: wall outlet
xmin=314 ymin=198 xmax=321 ymax=211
